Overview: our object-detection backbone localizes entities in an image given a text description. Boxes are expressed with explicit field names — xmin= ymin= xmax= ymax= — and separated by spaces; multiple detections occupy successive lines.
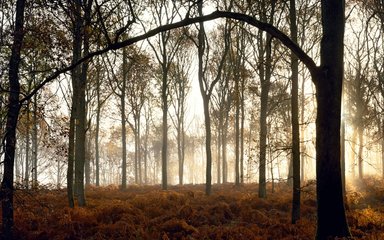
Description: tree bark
xmin=32 ymin=91 xmax=38 ymax=188
xmin=1 ymin=0 xmax=25 ymax=238
xmin=290 ymin=0 xmax=301 ymax=224
xmin=95 ymin=59 xmax=101 ymax=186
xmin=315 ymin=0 xmax=350 ymax=238
xmin=161 ymin=62 xmax=168 ymax=190
xmin=197 ymin=2 xmax=211 ymax=195
xmin=67 ymin=98 xmax=76 ymax=208
xmin=121 ymin=47 xmax=128 ymax=189
xmin=25 ymin=105 xmax=30 ymax=189
xmin=235 ymin=72 xmax=240 ymax=187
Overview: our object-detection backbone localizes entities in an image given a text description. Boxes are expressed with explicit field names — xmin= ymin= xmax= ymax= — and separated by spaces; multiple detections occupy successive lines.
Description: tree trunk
xmin=1 ymin=0 xmax=25 ymax=238
xmin=341 ymin=108 xmax=346 ymax=196
xmin=25 ymin=106 xmax=30 ymax=189
xmin=300 ymin=73 xmax=306 ymax=183
xmin=382 ymin=119 xmax=384 ymax=179
xmin=161 ymin=64 xmax=168 ymax=190
xmin=74 ymin=0 xmax=92 ymax=206
xmin=258 ymin=40 xmax=271 ymax=198
xmin=350 ymin=128 xmax=357 ymax=178
xmin=290 ymin=0 xmax=301 ymax=224
xmin=358 ymin=127 xmax=364 ymax=179
xmin=240 ymin=81 xmax=245 ymax=184
xmin=217 ymin=124 xmax=221 ymax=184
xmin=85 ymin=134 xmax=91 ymax=186
xmin=95 ymin=61 xmax=101 ymax=186
xmin=32 ymin=92 xmax=38 ymax=188
xmin=121 ymin=47 xmax=128 ymax=190
xmin=222 ymin=112 xmax=229 ymax=183
xmin=137 ymin=117 xmax=142 ymax=184
xmin=67 ymin=100 xmax=75 ymax=208
xmin=235 ymin=78 xmax=240 ymax=187
xmin=315 ymin=0 xmax=350 ymax=238
xmin=74 ymin=52 xmax=87 ymax=207
xmin=197 ymin=3 xmax=212 ymax=195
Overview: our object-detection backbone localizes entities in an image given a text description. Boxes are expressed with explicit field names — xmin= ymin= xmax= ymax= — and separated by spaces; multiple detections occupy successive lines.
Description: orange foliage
xmin=6 ymin=180 xmax=384 ymax=239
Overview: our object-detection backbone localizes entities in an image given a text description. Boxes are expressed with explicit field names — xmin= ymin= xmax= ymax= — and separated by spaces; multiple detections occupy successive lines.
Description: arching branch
xmin=21 ymin=10 xmax=319 ymax=103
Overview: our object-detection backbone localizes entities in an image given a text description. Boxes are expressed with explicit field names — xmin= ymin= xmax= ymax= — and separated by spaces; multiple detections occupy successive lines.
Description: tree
xmin=313 ymin=1 xmax=350 ymax=237
xmin=126 ymin=46 xmax=152 ymax=184
xmin=289 ymin=0 xmax=301 ymax=224
xmin=196 ymin=1 xmax=231 ymax=195
xmin=168 ymin=35 xmax=193 ymax=185
xmin=105 ymin=48 xmax=129 ymax=189
xmin=1 ymin=0 xmax=25 ymax=238
xmin=146 ymin=0 xmax=184 ymax=190
xmin=66 ymin=0 xmax=92 ymax=207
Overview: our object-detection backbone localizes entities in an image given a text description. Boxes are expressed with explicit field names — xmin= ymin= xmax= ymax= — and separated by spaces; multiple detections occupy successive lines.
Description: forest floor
xmin=8 ymin=177 xmax=384 ymax=240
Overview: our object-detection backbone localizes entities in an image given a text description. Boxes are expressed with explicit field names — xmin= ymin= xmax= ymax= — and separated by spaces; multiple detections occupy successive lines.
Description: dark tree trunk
xmin=315 ymin=0 xmax=350 ymax=238
xmin=1 ymin=0 xmax=25 ymax=238
xmin=290 ymin=0 xmax=301 ymax=224
xmin=74 ymin=0 xmax=92 ymax=207
xmin=67 ymin=0 xmax=82 ymax=207
xmin=258 ymin=0 xmax=274 ymax=198
xmin=74 ymin=50 xmax=87 ymax=207
xmin=258 ymin=38 xmax=271 ymax=198
xmin=67 ymin=100 xmax=75 ymax=208
xmin=197 ymin=3 xmax=212 ymax=195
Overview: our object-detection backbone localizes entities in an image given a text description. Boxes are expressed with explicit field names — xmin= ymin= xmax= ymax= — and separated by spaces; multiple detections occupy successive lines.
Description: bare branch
xmin=21 ymin=10 xmax=318 ymax=103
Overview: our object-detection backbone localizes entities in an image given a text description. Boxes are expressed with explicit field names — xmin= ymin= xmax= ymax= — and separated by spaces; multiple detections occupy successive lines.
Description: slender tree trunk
xmin=67 ymin=100 xmax=75 ymax=208
xmin=300 ymin=73 xmax=306 ymax=183
xmin=138 ymin=118 xmax=142 ymax=184
xmin=290 ymin=0 xmax=301 ymax=224
xmin=95 ymin=63 xmax=101 ymax=186
xmin=1 ymin=1 xmax=25 ymax=238
xmin=240 ymin=83 xmax=245 ymax=184
xmin=258 ymin=43 xmax=271 ymax=198
xmin=197 ymin=3 xmax=212 ymax=195
xmin=25 ymin=106 xmax=30 ymax=189
xmin=74 ymin=0 xmax=92 ymax=207
xmin=121 ymin=47 xmax=128 ymax=189
xmin=351 ymin=129 xmax=357 ymax=178
xmin=222 ymin=112 xmax=229 ymax=183
xmin=85 ymin=134 xmax=91 ymax=186
xmin=341 ymin=108 xmax=346 ymax=196
xmin=235 ymin=79 xmax=240 ymax=187
xmin=315 ymin=1 xmax=350 ymax=238
xmin=358 ymin=127 xmax=364 ymax=179
xmin=32 ymin=92 xmax=38 ymax=188
xmin=134 ymin=122 xmax=138 ymax=184
xmin=161 ymin=64 xmax=168 ymax=190
xmin=74 ymin=53 xmax=87 ymax=207
xmin=217 ymin=125 xmax=221 ymax=184
xmin=382 ymin=119 xmax=384 ymax=179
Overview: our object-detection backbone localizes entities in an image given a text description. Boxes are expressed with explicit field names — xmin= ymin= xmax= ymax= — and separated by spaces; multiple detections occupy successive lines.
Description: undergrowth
xmin=4 ymin=178 xmax=384 ymax=239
